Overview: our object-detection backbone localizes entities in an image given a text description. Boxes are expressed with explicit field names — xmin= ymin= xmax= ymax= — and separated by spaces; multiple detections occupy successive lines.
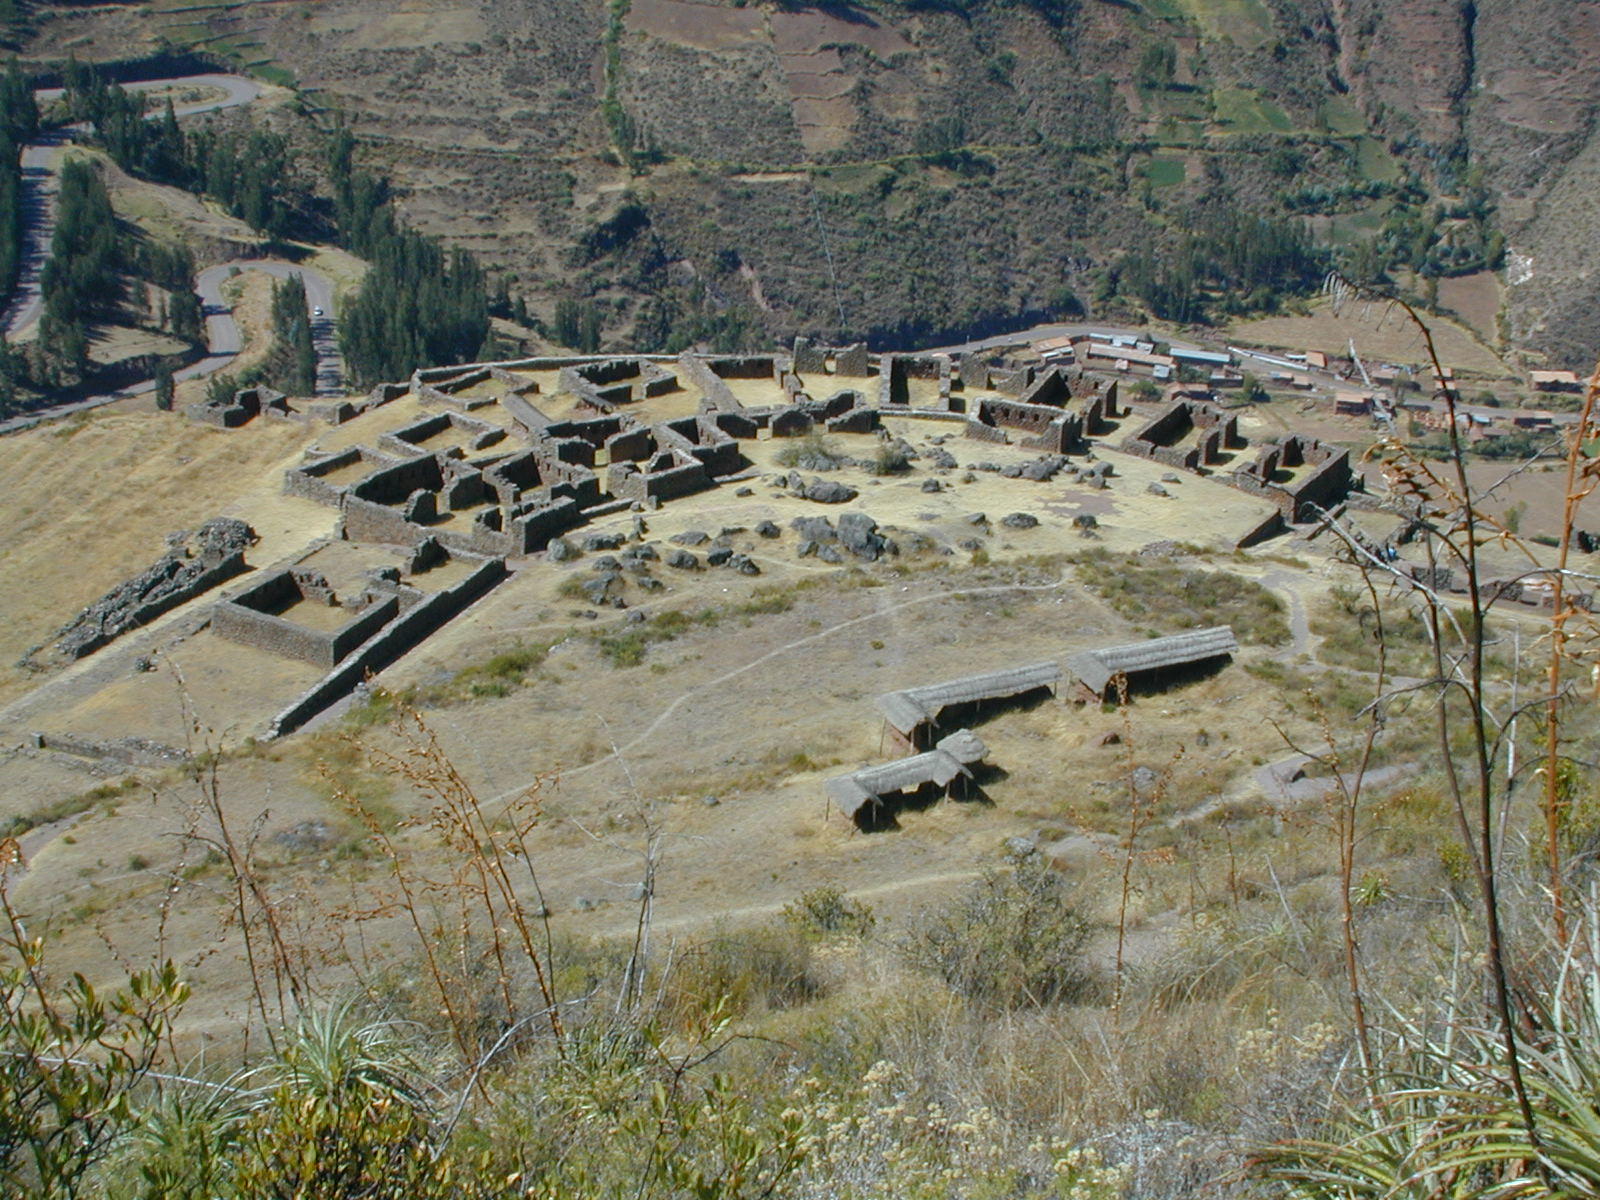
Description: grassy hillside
xmin=28 ymin=0 xmax=1600 ymax=360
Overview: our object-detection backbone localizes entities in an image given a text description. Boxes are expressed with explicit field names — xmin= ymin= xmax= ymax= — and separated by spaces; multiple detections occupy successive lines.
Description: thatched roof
xmin=1068 ymin=626 xmax=1238 ymax=696
xmin=874 ymin=662 xmax=1061 ymax=735
xmin=826 ymin=730 xmax=989 ymax=820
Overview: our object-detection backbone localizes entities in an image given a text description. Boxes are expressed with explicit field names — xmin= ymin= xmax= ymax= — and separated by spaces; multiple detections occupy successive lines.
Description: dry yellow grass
xmin=0 ymin=412 xmax=317 ymax=700
xmin=1230 ymin=299 xmax=1512 ymax=378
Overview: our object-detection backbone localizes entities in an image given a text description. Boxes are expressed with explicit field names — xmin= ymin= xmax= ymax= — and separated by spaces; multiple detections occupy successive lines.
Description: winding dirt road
xmin=4 ymin=75 xmax=265 ymax=340
xmin=0 ymin=74 xmax=345 ymax=434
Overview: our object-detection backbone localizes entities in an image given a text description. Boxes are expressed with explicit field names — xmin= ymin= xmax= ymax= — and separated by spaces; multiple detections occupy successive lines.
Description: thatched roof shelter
xmin=874 ymin=662 xmax=1061 ymax=739
xmin=1067 ymin=626 xmax=1238 ymax=698
xmin=826 ymin=730 xmax=989 ymax=823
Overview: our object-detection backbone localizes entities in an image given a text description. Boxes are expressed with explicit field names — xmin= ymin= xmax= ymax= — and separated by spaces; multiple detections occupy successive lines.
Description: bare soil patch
xmin=1229 ymin=300 xmax=1513 ymax=379
xmin=628 ymin=0 xmax=765 ymax=50
xmin=1437 ymin=271 xmax=1502 ymax=343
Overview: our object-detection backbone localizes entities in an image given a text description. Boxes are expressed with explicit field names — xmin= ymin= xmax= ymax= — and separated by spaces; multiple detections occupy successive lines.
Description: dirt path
xmin=485 ymin=568 xmax=1077 ymax=806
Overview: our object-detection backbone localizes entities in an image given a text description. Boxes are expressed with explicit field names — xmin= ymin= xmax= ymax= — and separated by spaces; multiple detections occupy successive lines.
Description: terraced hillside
xmin=17 ymin=0 xmax=1600 ymax=366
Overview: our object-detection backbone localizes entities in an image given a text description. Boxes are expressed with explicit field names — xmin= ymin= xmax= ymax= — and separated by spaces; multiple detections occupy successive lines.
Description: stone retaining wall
xmin=268 ymin=557 xmax=508 ymax=737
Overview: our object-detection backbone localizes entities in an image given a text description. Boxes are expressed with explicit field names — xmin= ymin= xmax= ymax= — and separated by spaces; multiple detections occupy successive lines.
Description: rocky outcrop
xmin=38 ymin=518 xmax=256 ymax=664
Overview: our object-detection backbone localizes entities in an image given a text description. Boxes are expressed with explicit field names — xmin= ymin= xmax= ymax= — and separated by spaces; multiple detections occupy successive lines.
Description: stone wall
xmin=835 ymin=343 xmax=870 ymax=376
xmin=283 ymin=447 xmax=398 ymax=507
xmin=607 ymin=452 xmax=710 ymax=503
xmin=675 ymin=353 xmax=739 ymax=412
xmin=213 ymin=572 xmax=400 ymax=668
xmin=658 ymin=416 xmax=742 ymax=477
xmin=1019 ymin=368 xmax=1072 ymax=409
xmin=504 ymin=394 xmax=552 ymax=436
xmin=504 ymin=496 xmax=584 ymax=553
xmin=1231 ymin=435 xmax=1354 ymax=520
xmin=1120 ymin=400 xmax=1241 ymax=470
xmin=876 ymin=355 xmax=910 ymax=408
xmin=968 ymin=397 xmax=1083 ymax=453
xmin=268 ymin=556 xmax=508 ymax=737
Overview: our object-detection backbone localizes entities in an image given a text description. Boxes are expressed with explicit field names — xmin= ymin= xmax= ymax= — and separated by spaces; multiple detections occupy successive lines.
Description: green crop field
xmin=1142 ymin=157 xmax=1187 ymax=187
xmin=1355 ymin=135 xmax=1403 ymax=183
xmin=1214 ymin=88 xmax=1294 ymax=134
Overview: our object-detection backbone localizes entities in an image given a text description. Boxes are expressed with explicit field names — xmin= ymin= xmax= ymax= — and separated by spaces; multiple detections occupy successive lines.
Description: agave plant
xmin=1256 ymin=916 xmax=1600 ymax=1199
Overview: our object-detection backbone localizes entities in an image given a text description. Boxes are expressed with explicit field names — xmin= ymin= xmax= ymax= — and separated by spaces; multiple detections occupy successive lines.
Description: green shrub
xmin=903 ymin=862 xmax=1091 ymax=1010
xmin=774 ymin=430 xmax=845 ymax=469
xmin=661 ymin=923 xmax=823 ymax=1026
xmin=783 ymin=886 xmax=876 ymax=939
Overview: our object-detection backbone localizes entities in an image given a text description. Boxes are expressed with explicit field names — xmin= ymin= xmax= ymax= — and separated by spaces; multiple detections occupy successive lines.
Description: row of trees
xmin=62 ymin=64 xmax=306 ymax=240
xmin=1113 ymin=208 xmax=1325 ymax=323
xmin=262 ymin=273 xmax=315 ymax=395
xmin=52 ymin=70 xmax=492 ymax=387
xmin=327 ymin=130 xmax=490 ymax=384
xmin=0 ymin=62 xmax=36 ymax=305
xmin=38 ymin=159 xmax=122 ymax=371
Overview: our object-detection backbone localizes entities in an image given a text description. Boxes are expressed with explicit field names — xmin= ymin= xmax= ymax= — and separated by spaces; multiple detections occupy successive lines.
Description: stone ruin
xmin=33 ymin=517 xmax=256 ymax=664
xmin=1120 ymin=398 xmax=1244 ymax=472
xmin=187 ymin=380 xmax=401 ymax=428
xmin=1231 ymin=433 xmax=1356 ymax=523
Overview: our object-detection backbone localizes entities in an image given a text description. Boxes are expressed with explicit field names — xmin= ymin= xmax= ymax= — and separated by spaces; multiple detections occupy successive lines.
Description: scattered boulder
xmin=965 ymin=512 xmax=988 ymax=526
xmin=546 ymin=537 xmax=581 ymax=562
xmin=671 ymin=530 xmax=711 ymax=546
xmin=921 ymin=478 xmax=943 ymax=493
xmin=929 ymin=448 xmax=958 ymax=469
xmin=1000 ymin=512 xmax=1039 ymax=530
xmin=592 ymin=555 xmax=621 ymax=572
xmin=1147 ymin=482 xmax=1170 ymax=497
xmin=583 ymin=574 xmax=622 ymax=605
xmin=665 ymin=549 xmax=701 ymax=570
xmin=706 ymin=546 xmax=734 ymax=567
xmin=791 ymin=516 xmax=837 ymax=543
xmin=735 ymin=486 xmax=754 ymax=497
xmin=702 ymin=794 xmax=720 ymax=807
xmin=638 ymin=576 xmax=665 ymax=591
xmin=622 ymin=543 xmax=659 ymax=562
xmin=1074 ymin=514 xmax=1099 ymax=531
xmin=755 ymin=520 xmax=781 ymax=539
xmin=1097 ymin=730 xmax=1122 ymax=747
xmin=838 ymin=511 xmax=889 ymax=561
xmin=1162 ymin=473 xmax=1182 ymax=484
xmin=582 ymin=532 xmax=625 ymax=551
xmin=816 ymin=544 xmax=846 ymax=564
xmin=1020 ymin=456 xmax=1065 ymax=482
xmin=804 ymin=479 xmax=857 ymax=504
xmin=728 ymin=554 xmax=761 ymax=576
xmin=274 ymin=820 xmax=338 ymax=854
